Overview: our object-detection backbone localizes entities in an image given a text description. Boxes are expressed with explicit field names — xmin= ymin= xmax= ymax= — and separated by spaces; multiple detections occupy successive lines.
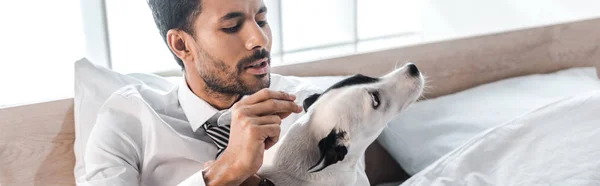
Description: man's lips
xmin=243 ymin=58 xmax=269 ymax=69
xmin=243 ymin=57 xmax=270 ymax=75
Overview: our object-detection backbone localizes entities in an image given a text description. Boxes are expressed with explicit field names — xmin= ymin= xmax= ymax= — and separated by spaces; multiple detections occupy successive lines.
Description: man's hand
xmin=204 ymin=161 xmax=263 ymax=186
xmin=202 ymin=89 xmax=302 ymax=186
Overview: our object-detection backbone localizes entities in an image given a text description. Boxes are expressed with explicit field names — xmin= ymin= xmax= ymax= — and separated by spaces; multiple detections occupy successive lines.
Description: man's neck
xmin=185 ymin=74 xmax=240 ymax=110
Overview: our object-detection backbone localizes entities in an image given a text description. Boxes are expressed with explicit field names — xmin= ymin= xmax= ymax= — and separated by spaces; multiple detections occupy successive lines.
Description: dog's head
xmin=304 ymin=63 xmax=424 ymax=173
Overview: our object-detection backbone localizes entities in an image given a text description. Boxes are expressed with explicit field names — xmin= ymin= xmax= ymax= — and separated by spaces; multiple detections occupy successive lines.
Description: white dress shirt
xmin=78 ymin=74 xmax=369 ymax=186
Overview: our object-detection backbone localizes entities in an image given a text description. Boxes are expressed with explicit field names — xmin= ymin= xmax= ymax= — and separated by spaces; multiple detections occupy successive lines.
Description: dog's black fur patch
xmin=303 ymin=93 xmax=321 ymax=111
xmin=325 ymin=74 xmax=379 ymax=92
xmin=308 ymin=129 xmax=348 ymax=172
xmin=303 ymin=74 xmax=379 ymax=110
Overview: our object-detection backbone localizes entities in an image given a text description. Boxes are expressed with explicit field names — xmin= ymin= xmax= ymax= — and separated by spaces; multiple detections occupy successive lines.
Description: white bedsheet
xmin=401 ymin=90 xmax=600 ymax=186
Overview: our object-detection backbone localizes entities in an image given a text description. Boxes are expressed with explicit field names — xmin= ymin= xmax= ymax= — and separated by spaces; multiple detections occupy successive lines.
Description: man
xmin=78 ymin=0 xmax=368 ymax=185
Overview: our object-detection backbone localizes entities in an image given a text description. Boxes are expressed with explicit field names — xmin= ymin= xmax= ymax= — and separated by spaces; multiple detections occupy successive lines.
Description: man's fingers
xmin=277 ymin=112 xmax=293 ymax=120
xmin=248 ymin=115 xmax=282 ymax=126
xmin=260 ymin=124 xmax=281 ymax=150
xmin=244 ymin=99 xmax=302 ymax=116
xmin=265 ymin=137 xmax=278 ymax=150
xmin=241 ymin=89 xmax=296 ymax=105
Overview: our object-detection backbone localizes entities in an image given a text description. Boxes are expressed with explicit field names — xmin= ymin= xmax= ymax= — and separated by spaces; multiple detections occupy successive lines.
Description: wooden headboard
xmin=273 ymin=18 xmax=600 ymax=99
xmin=0 ymin=99 xmax=75 ymax=186
xmin=1 ymin=18 xmax=598 ymax=186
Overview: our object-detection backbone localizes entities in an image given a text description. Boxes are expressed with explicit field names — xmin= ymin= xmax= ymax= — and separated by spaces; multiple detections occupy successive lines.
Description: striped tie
xmin=203 ymin=110 xmax=231 ymax=158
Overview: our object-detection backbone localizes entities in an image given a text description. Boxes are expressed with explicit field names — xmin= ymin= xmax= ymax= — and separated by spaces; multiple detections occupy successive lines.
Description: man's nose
xmin=244 ymin=23 xmax=269 ymax=50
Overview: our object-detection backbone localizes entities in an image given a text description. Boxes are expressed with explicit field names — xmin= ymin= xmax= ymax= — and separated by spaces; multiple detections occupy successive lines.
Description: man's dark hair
xmin=147 ymin=0 xmax=202 ymax=69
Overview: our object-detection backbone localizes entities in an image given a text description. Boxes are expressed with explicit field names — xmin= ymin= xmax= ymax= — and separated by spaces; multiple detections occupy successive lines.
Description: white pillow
xmin=377 ymin=67 xmax=600 ymax=175
xmin=73 ymin=58 xmax=176 ymax=178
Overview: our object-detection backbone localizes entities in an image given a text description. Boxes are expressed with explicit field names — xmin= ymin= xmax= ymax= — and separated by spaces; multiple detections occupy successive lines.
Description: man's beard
xmin=197 ymin=49 xmax=271 ymax=96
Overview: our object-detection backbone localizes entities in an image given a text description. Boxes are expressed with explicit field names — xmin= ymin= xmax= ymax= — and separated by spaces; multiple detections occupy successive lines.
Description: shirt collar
xmin=178 ymin=77 xmax=218 ymax=132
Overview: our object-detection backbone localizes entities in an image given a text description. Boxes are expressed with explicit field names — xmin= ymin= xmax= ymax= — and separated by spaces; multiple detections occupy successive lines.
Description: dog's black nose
xmin=408 ymin=63 xmax=419 ymax=77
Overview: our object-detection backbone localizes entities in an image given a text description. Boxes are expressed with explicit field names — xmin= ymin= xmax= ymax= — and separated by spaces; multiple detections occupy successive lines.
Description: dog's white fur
xmin=258 ymin=64 xmax=424 ymax=186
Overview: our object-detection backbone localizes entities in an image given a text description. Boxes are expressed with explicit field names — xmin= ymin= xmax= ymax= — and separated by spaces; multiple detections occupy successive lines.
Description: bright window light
xmin=105 ymin=0 xmax=177 ymax=74
xmin=0 ymin=0 xmax=84 ymax=107
xmin=281 ymin=0 xmax=355 ymax=52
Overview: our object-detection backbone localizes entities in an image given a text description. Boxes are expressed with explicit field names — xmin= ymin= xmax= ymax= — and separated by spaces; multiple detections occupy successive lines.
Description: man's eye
xmin=257 ymin=21 xmax=267 ymax=27
xmin=222 ymin=24 xmax=241 ymax=33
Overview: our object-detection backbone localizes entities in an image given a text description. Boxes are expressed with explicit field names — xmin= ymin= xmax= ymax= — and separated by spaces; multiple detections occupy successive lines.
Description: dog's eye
xmin=369 ymin=91 xmax=380 ymax=109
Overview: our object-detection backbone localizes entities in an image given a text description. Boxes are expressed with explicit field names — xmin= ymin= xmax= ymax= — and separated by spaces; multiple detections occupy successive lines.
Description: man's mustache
xmin=237 ymin=49 xmax=270 ymax=70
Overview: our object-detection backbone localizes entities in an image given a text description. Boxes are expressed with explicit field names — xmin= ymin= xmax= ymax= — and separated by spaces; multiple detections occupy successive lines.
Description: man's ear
xmin=307 ymin=129 xmax=348 ymax=173
xmin=302 ymin=93 xmax=321 ymax=111
xmin=166 ymin=29 xmax=194 ymax=63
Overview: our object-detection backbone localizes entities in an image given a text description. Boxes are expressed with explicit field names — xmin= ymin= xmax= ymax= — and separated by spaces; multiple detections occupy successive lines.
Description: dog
xmin=258 ymin=63 xmax=425 ymax=186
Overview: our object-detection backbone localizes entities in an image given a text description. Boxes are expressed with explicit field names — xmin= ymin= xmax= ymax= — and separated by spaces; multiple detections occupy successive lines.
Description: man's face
xmin=187 ymin=0 xmax=272 ymax=95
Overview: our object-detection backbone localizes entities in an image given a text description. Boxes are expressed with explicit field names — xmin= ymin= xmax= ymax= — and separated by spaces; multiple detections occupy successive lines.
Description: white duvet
xmin=401 ymin=90 xmax=600 ymax=186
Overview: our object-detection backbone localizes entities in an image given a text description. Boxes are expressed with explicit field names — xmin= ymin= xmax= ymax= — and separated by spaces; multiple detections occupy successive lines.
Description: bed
xmin=1 ymin=18 xmax=599 ymax=186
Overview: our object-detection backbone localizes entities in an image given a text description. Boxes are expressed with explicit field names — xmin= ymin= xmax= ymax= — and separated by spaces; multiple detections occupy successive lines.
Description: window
xmin=104 ymin=0 xmax=423 ymax=73
xmin=357 ymin=0 xmax=421 ymax=40
xmin=105 ymin=0 xmax=177 ymax=74
xmin=0 ymin=1 xmax=84 ymax=107
xmin=281 ymin=0 xmax=356 ymax=52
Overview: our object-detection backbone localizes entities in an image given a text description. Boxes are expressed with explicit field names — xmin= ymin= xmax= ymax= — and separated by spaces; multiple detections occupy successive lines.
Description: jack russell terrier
xmin=258 ymin=63 xmax=425 ymax=185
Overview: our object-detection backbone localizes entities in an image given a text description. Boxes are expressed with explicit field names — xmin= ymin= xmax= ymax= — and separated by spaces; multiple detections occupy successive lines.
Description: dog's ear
xmin=308 ymin=129 xmax=348 ymax=173
xmin=302 ymin=93 xmax=321 ymax=111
